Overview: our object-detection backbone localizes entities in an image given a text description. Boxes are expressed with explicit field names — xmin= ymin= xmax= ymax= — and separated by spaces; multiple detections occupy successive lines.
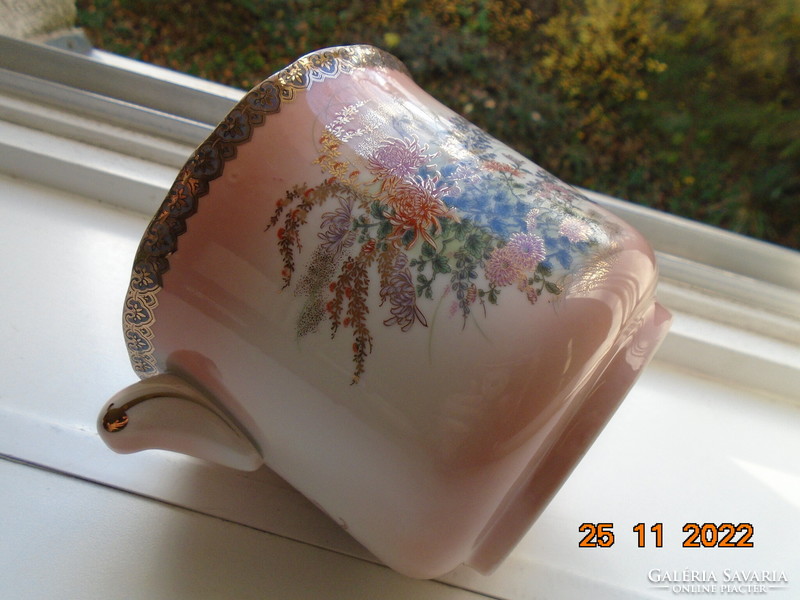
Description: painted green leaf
xmin=464 ymin=233 xmax=485 ymax=258
xmin=432 ymin=254 xmax=451 ymax=274
xmin=537 ymin=262 xmax=552 ymax=277
xmin=377 ymin=219 xmax=393 ymax=239
xmin=545 ymin=281 xmax=562 ymax=294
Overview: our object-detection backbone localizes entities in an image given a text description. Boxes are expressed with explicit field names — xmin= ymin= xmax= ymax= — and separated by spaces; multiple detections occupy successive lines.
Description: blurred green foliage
xmin=77 ymin=0 xmax=800 ymax=249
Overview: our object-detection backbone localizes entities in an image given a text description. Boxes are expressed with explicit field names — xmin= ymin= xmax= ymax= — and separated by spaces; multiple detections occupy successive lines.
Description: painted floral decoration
xmin=268 ymin=101 xmax=614 ymax=383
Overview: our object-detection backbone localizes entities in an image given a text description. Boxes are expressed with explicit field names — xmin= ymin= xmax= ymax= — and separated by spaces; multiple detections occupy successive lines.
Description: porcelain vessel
xmin=98 ymin=45 xmax=671 ymax=578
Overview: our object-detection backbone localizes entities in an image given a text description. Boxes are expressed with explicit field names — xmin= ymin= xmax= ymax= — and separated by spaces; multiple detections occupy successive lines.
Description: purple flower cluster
xmin=380 ymin=252 xmax=428 ymax=331
xmin=485 ymin=232 xmax=546 ymax=287
xmin=367 ymin=136 xmax=431 ymax=181
xmin=318 ymin=197 xmax=357 ymax=256
xmin=559 ymin=216 xmax=591 ymax=243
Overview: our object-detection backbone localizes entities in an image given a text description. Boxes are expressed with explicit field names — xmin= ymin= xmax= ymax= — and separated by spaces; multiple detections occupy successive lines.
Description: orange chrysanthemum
xmin=384 ymin=177 xmax=458 ymax=249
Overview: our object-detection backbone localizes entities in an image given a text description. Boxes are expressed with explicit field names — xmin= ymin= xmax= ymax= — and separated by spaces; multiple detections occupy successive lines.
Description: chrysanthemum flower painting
xmin=368 ymin=136 xmax=433 ymax=183
xmin=267 ymin=99 xmax=612 ymax=383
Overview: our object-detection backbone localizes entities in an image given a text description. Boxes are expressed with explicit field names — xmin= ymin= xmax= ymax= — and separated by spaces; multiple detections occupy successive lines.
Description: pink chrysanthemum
xmin=559 ymin=216 xmax=591 ymax=243
xmin=368 ymin=136 xmax=431 ymax=181
xmin=524 ymin=208 xmax=539 ymax=231
xmin=485 ymin=246 xmax=523 ymax=287
xmin=505 ymin=232 xmax=546 ymax=271
xmin=547 ymin=182 xmax=572 ymax=201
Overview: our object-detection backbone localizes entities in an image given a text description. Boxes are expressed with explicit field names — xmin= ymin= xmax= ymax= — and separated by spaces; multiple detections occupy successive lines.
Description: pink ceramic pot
xmin=98 ymin=45 xmax=671 ymax=578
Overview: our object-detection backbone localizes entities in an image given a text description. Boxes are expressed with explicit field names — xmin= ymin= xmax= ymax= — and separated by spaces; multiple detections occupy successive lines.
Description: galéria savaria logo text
xmin=648 ymin=569 xmax=789 ymax=595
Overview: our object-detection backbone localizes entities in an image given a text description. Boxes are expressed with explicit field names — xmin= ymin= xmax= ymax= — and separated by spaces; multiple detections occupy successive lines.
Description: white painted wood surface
xmin=0 ymin=459 xmax=486 ymax=600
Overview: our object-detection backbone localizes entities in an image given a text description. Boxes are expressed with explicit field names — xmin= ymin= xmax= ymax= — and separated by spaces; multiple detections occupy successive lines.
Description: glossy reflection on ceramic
xmin=99 ymin=45 xmax=671 ymax=579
